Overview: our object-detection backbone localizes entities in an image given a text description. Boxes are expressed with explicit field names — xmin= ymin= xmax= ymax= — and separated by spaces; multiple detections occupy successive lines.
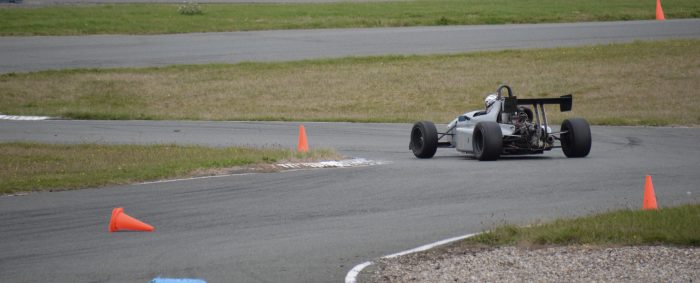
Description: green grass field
xmin=0 ymin=142 xmax=338 ymax=194
xmin=0 ymin=0 xmax=698 ymax=35
xmin=462 ymin=204 xmax=700 ymax=247
xmin=2 ymin=40 xmax=699 ymax=126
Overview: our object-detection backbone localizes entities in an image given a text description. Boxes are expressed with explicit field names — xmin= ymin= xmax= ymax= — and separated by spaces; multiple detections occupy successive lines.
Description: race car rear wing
xmin=503 ymin=94 xmax=572 ymax=113
xmin=502 ymin=94 xmax=573 ymax=144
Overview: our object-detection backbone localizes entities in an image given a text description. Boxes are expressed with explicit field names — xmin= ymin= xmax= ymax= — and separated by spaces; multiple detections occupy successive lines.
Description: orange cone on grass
xmin=656 ymin=0 xmax=665 ymax=21
xmin=109 ymin=207 xmax=154 ymax=232
xmin=642 ymin=175 xmax=658 ymax=210
xmin=297 ymin=125 xmax=309 ymax=153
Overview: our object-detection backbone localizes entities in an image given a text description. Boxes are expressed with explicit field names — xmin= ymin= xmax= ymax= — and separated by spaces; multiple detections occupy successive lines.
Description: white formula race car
xmin=409 ymin=85 xmax=591 ymax=161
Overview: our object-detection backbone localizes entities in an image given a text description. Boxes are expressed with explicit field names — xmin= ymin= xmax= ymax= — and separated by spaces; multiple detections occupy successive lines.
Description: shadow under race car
xmin=409 ymin=85 xmax=591 ymax=161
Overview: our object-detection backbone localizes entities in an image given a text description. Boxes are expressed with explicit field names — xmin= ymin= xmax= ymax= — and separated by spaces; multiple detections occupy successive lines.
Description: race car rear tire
xmin=561 ymin=118 xmax=591 ymax=158
xmin=410 ymin=121 xmax=438 ymax=158
xmin=473 ymin=122 xmax=503 ymax=161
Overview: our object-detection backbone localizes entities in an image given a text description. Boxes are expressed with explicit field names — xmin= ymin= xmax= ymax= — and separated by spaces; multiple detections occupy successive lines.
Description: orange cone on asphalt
xmin=642 ymin=175 xmax=658 ymax=210
xmin=297 ymin=125 xmax=309 ymax=153
xmin=109 ymin=207 xmax=154 ymax=232
xmin=656 ymin=0 xmax=665 ymax=21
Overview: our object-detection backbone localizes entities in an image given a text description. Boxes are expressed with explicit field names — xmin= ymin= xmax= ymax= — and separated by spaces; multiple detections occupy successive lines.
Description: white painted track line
xmin=344 ymin=261 xmax=374 ymax=283
xmin=0 ymin=114 xmax=52 ymax=121
xmin=345 ymin=233 xmax=479 ymax=283
xmin=139 ymin=158 xmax=386 ymax=185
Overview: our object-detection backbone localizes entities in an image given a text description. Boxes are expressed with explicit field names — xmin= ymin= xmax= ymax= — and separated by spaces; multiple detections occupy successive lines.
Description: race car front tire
xmin=561 ymin=118 xmax=592 ymax=158
xmin=410 ymin=121 xmax=438 ymax=158
xmin=473 ymin=122 xmax=503 ymax=161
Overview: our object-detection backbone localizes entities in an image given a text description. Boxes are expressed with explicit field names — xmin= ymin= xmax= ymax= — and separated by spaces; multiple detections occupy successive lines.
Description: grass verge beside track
xmin=0 ymin=142 xmax=338 ymax=194
xmin=463 ymin=204 xmax=700 ymax=247
xmin=0 ymin=0 xmax=698 ymax=36
xmin=2 ymin=40 xmax=699 ymax=126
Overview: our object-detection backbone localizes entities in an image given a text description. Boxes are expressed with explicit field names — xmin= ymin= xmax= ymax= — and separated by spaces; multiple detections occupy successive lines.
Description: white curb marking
xmin=277 ymin=158 xmax=386 ymax=169
xmin=0 ymin=114 xmax=52 ymax=121
xmin=344 ymin=261 xmax=374 ymax=283
xmin=139 ymin=158 xmax=386 ymax=185
xmin=345 ymin=233 xmax=479 ymax=283
xmin=138 ymin=173 xmax=257 ymax=185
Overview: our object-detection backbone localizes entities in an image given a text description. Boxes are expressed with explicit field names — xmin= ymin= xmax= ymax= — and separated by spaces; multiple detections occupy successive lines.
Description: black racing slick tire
xmin=472 ymin=122 xmax=503 ymax=161
xmin=410 ymin=121 xmax=438 ymax=158
xmin=561 ymin=118 xmax=592 ymax=158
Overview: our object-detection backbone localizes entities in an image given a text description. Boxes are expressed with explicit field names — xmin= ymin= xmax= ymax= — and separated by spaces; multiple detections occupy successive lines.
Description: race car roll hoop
xmin=409 ymin=84 xmax=591 ymax=161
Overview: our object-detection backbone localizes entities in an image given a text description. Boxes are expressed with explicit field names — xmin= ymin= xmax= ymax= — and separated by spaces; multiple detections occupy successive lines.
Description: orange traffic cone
xmin=109 ymin=207 xmax=154 ymax=232
xmin=656 ymin=0 xmax=665 ymax=21
xmin=297 ymin=125 xmax=309 ymax=153
xmin=642 ymin=175 xmax=658 ymax=210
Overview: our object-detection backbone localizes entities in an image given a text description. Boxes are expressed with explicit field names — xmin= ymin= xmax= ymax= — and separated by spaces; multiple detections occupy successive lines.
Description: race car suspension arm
xmin=437 ymin=124 xmax=457 ymax=140
xmin=531 ymin=103 xmax=549 ymax=145
xmin=541 ymin=103 xmax=549 ymax=138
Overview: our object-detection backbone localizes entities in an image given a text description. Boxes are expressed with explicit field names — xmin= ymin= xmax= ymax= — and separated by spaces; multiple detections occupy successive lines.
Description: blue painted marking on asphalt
xmin=150 ymin=278 xmax=206 ymax=283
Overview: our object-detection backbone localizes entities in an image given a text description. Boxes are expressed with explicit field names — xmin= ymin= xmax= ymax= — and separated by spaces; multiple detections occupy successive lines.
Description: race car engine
xmin=503 ymin=109 xmax=553 ymax=154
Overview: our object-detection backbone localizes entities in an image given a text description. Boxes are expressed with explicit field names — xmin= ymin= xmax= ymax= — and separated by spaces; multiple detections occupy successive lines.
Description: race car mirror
xmin=458 ymin=115 xmax=470 ymax=122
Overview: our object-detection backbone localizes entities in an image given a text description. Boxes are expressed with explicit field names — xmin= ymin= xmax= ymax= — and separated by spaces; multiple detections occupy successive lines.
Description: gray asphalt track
xmin=2 ymin=19 xmax=699 ymax=73
xmin=1 ymin=120 xmax=699 ymax=282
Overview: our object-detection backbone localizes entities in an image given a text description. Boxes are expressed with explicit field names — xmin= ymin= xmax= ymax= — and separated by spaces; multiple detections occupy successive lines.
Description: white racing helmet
xmin=484 ymin=94 xmax=499 ymax=110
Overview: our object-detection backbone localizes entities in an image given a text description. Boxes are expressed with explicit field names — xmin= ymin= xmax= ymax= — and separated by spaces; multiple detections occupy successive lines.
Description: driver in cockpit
xmin=484 ymin=94 xmax=499 ymax=113
xmin=474 ymin=93 xmax=499 ymax=117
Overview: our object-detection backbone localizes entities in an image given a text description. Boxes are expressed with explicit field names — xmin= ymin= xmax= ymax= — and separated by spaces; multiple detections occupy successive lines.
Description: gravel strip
xmin=367 ymin=245 xmax=699 ymax=282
